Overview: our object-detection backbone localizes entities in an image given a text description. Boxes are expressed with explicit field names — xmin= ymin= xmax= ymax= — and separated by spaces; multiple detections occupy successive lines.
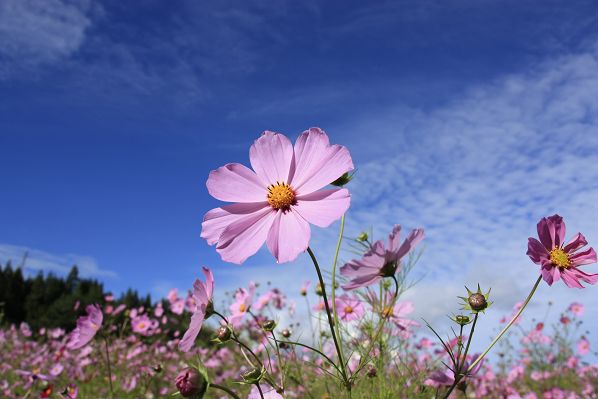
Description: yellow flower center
xmin=550 ymin=247 xmax=571 ymax=268
xmin=138 ymin=322 xmax=146 ymax=330
xmin=239 ymin=303 xmax=247 ymax=313
xmin=382 ymin=306 xmax=393 ymax=318
xmin=267 ymin=182 xmax=296 ymax=211
xmin=344 ymin=305 xmax=353 ymax=314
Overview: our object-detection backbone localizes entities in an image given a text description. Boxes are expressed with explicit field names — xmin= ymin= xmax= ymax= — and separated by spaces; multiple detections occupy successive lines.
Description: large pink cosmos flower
xmin=179 ymin=267 xmax=215 ymax=352
xmin=341 ymin=225 xmax=424 ymax=290
xmin=527 ymin=215 xmax=598 ymax=288
xmin=67 ymin=304 xmax=103 ymax=350
xmin=201 ymin=128 xmax=354 ymax=264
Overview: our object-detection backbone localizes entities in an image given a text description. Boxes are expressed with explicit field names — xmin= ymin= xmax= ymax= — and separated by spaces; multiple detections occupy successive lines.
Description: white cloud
xmin=0 ymin=0 xmax=96 ymax=74
xmin=0 ymin=243 xmax=116 ymax=278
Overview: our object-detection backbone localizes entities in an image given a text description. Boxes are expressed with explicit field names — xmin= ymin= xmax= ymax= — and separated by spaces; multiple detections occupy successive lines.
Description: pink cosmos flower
xmin=229 ymin=283 xmax=255 ymax=327
xmin=171 ymin=299 xmax=186 ymax=315
xmin=63 ymin=384 xmax=78 ymax=399
xmin=248 ymin=385 xmax=283 ymax=399
xmin=67 ymin=304 xmax=102 ymax=350
xmin=382 ymin=300 xmax=419 ymax=335
xmin=340 ymin=225 xmax=424 ymax=290
xmin=201 ymin=128 xmax=354 ymax=264
xmin=568 ymin=302 xmax=584 ymax=316
xmin=335 ymin=295 xmax=364 ymax=322
xmin=527 ymin=214 xmax=598 ymax=288
xmin=577 ymin=337 xmax=590 ymax=356
xmin=131 ymin=315 xmax=153 ymax=335
xmin=179 ymin=267 xmax=215 ymax=352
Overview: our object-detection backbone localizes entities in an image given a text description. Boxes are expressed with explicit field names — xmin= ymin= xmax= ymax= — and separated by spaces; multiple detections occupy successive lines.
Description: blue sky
xmin=2 ymin=0 xmax=598 ymax=351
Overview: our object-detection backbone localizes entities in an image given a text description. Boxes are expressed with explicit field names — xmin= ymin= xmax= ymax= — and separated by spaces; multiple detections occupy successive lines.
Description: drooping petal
xmin=540 ymin=264 xmax=560 ymax=286
xmin=569 ymin=247 xmax=598 ymax=267
xmin=249 ymin=131 xmax=294 ymax=186
xmin=342 ymin=273 xmax=382 ymax=290
xmin=527 ymin=238 xmax=550 ymax=264
xmin=340 ymin=241 xmax=386 ymax=277
xmin=291 ymin=128 xmax=354 ymax=195
xmin=387 ymin=225 xmax=402 ymax=253
xmin=206 ymin=163 xmax=267 ymax=203
xmin=201 ymin=202 xmax=269 ymax=246
xmin=394 ymin=228 xmax=425 ymax=260
xmin=294 ymin=188 xmax=351 ymax=227
xmin=266 ymin=210 xmax=311 ymax=263
xmin=560 ymin=269 xmax=585 ymax=289
xmin=563 ymin=232 xmax=589 ymax=254
xmin=569 ymin=268 xmax=598 ymax=286
xmin=178 ymin=306 xmax=207 ymax=352
xmin=216 ymin=207 xmax=277 ymax=264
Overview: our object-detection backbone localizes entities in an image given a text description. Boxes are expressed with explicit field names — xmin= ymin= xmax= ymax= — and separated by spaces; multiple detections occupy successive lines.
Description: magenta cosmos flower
xmin=341 ymin=225 xmax=424 ymax=290
xmin=335 ymin=295 xmax=364 ymax=322
xmin=201 ymin=128 xmax=354 ymax=264
xmin=67 ymin=304 xmax=103 ymax=350
xmin=179 ymin=267 xmax=215 ymax=352
xmin=527 ymin=215 xmax=598 ymax=288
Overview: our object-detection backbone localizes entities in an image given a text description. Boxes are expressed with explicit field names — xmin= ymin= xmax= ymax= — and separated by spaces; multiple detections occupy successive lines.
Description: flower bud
xmin=366 ymin=365 xmax=377 ymax=378
xmin=241 ymin=367 xmax=265 ymax=384
xmin=213 ymin=325 xmax=232 ymax=343
xmin=357 ymin=232 xmax=368 ymax=242
xmin=281 ymin=329 xmax=291 ymax=338
xmin=175 ymin=367 xmax=207 ymax=398
xmin=468 ymin=293 xmax=487 ymax=312
xmin=262 ymin=320 xmax=276 ymax=332
xmin=454 ymin=315 xmax=471 ymax=326
xmin=315 ymin=283 xmax=324 ymax=296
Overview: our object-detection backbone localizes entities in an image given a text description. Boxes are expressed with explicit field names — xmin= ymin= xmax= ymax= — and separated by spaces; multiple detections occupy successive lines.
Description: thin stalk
xmin=256 ymin=383 xmax=265 ymax=399
xmin=210 ymin=383 xmax=241 ymax=399
xmin=467 ymin=275 xmax=543 ymax=373
xmin=103 ymin=335 xmax=115 ymax=399
xmin=443 ymin=313 xmax=478 ymax=399
xmin=306 ymin=247 xmax=350 ymax=392
xmin=330 ymin=214 xmax=346 ymax=372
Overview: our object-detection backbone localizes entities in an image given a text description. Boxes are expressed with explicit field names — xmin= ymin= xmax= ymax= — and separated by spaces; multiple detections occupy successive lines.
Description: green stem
xmin=306 ymin=247 xmax=350 ymax=388
xmin=210 ymin=383 xmax=241 ymax=399
xmin=330 ymin=214 xmax=346 ymax=370
xmin=103 ymin=335 xmax=115 ymax=399
xmin=443 ymin=313 xmax=478 ymax=399
xmin=467 ymin=275 xmax=543 ymax=373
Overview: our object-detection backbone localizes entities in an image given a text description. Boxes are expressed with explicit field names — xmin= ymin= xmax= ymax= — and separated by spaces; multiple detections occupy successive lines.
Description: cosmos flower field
xmin=2 ymin=129 xmax=598 ymax=399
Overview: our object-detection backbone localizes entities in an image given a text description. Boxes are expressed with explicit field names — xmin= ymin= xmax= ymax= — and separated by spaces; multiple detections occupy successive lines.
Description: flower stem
xmin=466 ymin=275 xmax=543 ymax=373
xmin=306 ymin=247 xmax=350 ymax=389
xmin=102 ymin=335 xmax=115 ymax=399
xmin=210 ymin=383 xmax=241 ymax=399
xmin=330 ymin=215 xmax=346 ymax=369
xmin=256 ymin=383 xmax=265 ymax=399
xmin=443 ymin=313 xmax=478 ymax=399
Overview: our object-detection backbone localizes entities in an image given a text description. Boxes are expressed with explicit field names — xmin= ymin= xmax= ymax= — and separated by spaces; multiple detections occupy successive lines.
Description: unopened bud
xmin=262 ymin=320 xmax=276 ymax=332
xmin=366 ymin=365 xmax=377 ymax=378
xmin=175 ymin=367 xmax=207 ymax=398
xmin=468 ymin=293 xmax=487 ymax=312
xmin=241 ymin=367 xmax=264 ymax=384
xmin=281 ymin=329 xmax=291 ymax=338
xmin=214 ymin=325 xmax=232 ymax=343
xmin=357 ymin=232 xmax=368 ymax=242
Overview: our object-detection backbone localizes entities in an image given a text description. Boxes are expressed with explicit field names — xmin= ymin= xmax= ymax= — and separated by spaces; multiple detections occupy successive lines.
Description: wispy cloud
xmin=0 ymin=243 xmax=117 ymax=278
xmin=0 ymin=0 xmax=98 ymax=77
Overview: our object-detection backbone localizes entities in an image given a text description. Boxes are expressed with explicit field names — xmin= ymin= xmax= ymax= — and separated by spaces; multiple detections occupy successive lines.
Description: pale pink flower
xmin=341 ymin=225 xmax=424 ymax=290
xmin=67 ymin=304 xmax=103 ymax=350
xmin=131 ymin=315 xmax=152 ymax=335
xmin=201 ymin=128 xmax=354 ymax=264
xmin=335 ymin=295 xmax=364 ymax=322
xmin=19 ymin=322 xmax=31 ymax=337
xmin=171 ymin=299 xmax=185 ymax=315
xmin=527 ymin=215 xmax=598 ymax=288
xmin=179 ymin=267 xmax=215 ymax=352
xmin=248 ymin=385 xmax=283 ymax=399
xmin=229 ymin=283 xmax=255 ymax=327
xmin=577 ymin=337 xmax=590 ymax=356
xmin=568 ymin=302 xmax=584 ymax=316
xmin=49 ymin=363 xmax=63 ymax=377
xmin=167 ymin=288 xmax=178 ymax=304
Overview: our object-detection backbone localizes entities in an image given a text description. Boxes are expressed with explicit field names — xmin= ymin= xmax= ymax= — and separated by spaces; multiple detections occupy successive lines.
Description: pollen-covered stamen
xmin=267 ymin=182 xmax=296 ymax=211
xmin=550 ymin=247 xmax=571 ymax=268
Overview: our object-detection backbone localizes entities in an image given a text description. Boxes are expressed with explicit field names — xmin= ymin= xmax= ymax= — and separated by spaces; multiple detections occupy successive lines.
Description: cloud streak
xmin=0 ymin=243 xmax=117 ymax=278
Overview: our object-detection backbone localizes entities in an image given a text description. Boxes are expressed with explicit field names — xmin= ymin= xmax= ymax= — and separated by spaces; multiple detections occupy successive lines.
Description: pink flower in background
xmin=49 ymin=363 xmax=63 ymax=377
xmin=167 ymin=288 xmax=178 ymax=304
xmin=171 ymin=299 xmax=185 ymax=315
xmin=569 ymin=302 xmax=584 ymax=316
xmin=341 ymin=225 xmax=424 ymax=290
xmin=383 ymin=301 xmax=419 ymax=334
xmin=527 ymin=215 xmax=598 ymax=288
xmin=335 ymin=295 xmax=364 ymax=322
xmin=248 ymin=385 xmax=284 ymax=399
xmin=19 ymin=322 xmax=31 ymax=337
xmin=179 ymin=267 xmax=215 ymax=352
xmin=63 ymin=384 xmax=78 ymax=399
xmin=577 ymin=338 xmax=590 ymax=356
xmin=229 ymin=283 xmax=255 ymax=327
xmin=67 ymin=304 xmax=103 ymax=350
xmin=201 ymin=128 xmax=354 ymax=264
xmin=300 ymin=280 xmax=311 ymax=295
xmin=131 ymin=315 xmax=153 ymax=335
